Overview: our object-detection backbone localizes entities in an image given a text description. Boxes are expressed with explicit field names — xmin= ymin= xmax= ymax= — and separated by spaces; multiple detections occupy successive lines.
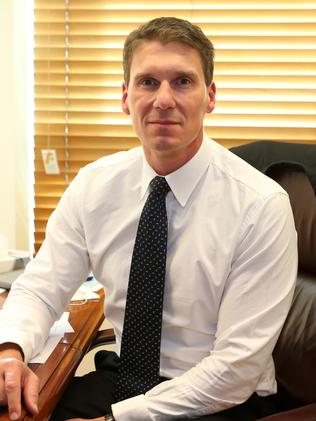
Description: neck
xmin=143 ymin=139 xmax=202 ymax=176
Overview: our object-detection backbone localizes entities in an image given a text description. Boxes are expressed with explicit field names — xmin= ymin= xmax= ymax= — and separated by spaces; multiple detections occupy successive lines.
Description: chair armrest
xmin=258 ymin=403 xmax=316 ymax=420
xmin=88 ymin=328 xmax=116 ymax=351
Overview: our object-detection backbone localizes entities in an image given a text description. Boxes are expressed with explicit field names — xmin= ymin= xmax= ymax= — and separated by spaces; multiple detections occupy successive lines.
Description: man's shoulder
xmin=207 ymin=139 xmax=286 ymax=199
xmin=79 ymin=146 xmax=142 ymax=177
xmin=66 ymin=146 xmax=143 ymax=199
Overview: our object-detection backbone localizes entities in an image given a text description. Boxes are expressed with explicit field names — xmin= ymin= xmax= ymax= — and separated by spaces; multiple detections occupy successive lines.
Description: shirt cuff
xmin=0 ymin=330 xmax=31 ymax=362
xmin=112 ymin=394 xmax=150 ymax=421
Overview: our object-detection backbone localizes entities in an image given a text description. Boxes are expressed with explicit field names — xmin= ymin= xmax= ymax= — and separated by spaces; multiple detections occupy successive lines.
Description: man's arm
xmin=112 ymin=192 xmax=298 ymax=420
xmin=0 ymin=171 xmax=90 ymax=363
xmin=0 ymin=343 xmax=39 ymax=420
xmin=0 ymin=172 xmax=90 ymax=418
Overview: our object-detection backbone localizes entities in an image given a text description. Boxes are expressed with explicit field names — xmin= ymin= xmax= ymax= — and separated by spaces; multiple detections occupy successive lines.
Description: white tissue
xmin=0 ymin=233 xmax=15 ymax=273
xmin=0 ymin=234 xmax=8 ymax=258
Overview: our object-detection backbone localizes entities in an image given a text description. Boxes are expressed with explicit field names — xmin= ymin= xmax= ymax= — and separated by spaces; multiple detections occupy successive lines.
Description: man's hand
xmin=0 ymin=343 xmax=39 ymax=420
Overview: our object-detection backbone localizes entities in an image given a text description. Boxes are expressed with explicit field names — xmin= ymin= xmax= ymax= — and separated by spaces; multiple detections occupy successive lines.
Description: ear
xmin=206 ymin=81 xmax=216 ymax=113
xmin=122 ymin=82 xmax=130 ymax=115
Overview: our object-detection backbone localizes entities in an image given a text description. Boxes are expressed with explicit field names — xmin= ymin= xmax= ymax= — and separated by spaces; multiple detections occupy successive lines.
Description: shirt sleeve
xmin=112 ymin=192 xmax=298 ymax=420
xmin=0 ymin=172 xmax=90 ymax=362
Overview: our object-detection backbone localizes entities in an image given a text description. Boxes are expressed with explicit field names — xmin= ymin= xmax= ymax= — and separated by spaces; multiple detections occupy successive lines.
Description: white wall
xmin=0 ymin=0 xmax=34 ymax=252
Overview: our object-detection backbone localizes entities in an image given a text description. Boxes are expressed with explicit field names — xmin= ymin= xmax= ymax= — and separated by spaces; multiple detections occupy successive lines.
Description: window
xmin=34 ymin=0 xmax=316 ymax=251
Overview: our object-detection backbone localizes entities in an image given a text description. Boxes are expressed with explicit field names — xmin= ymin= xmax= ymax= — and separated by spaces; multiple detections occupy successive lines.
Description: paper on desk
xmin=84 ymin=277 xmax=103 ymax=292
xmin=0 ymin=288 xmax=5 ymax=294
xmin=29 ymin=335 xmax=62 ymax=364
xmin=50 ymin=312 xmax=74 ymax=335
xmin=71 ymin=284 xmax=100 ymax=301
xmin=30 ymin=312 xmax=74 ymax=363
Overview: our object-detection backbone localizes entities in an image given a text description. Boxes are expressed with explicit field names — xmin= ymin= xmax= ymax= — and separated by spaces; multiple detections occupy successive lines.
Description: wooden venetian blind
xmin=34 ymin=0 xmax=316 ymax=252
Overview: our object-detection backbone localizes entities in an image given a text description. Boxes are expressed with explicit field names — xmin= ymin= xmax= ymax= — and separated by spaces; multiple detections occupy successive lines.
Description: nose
xmin=153 ymin=81 xmax=176 ymax=110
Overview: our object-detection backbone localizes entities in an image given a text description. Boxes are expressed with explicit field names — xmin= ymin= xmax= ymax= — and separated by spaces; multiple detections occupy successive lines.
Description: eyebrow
xmin=133 ymin=73 xmax=154 ymax=82
xmin=133 ymin=70 xmax=199 ymax=82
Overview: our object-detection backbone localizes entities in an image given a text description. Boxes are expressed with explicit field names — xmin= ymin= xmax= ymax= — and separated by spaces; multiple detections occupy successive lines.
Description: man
xmin=0 ymin=17 xmax=297 ymax=421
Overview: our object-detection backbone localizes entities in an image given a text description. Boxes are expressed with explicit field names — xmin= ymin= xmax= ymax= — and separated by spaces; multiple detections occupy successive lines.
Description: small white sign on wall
xmin=41 ymin=149 xmax=60 ymax=175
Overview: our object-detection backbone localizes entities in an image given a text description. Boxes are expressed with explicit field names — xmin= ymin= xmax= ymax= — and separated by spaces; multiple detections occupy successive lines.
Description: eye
xmin=174 ymin=77 xmax=192 ymax=86
xmin=140 ymin=78 xmax=158 ymax=87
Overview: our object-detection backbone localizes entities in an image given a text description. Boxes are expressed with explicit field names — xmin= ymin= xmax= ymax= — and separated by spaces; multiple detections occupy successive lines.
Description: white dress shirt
xmin=0 ymin=136 xmax=297 ymax=420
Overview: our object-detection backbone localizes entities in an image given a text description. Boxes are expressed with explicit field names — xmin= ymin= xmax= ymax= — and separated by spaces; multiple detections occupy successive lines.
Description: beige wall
xmin=0 ymin=0 xmax=33 ymax=252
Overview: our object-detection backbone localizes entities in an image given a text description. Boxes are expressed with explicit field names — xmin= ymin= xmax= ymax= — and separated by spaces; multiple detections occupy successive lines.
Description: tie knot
xmin=150 ymin=176 xmax=170 ymax=197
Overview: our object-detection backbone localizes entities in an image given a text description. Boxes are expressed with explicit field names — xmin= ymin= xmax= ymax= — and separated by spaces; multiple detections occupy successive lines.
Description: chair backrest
xmin=230 ymin=142 xmax=316 ymax=408
xmin=273 ymin=270 xmax=316 ymax=407
xmin=270 ymin=167 xmax=316 ymax=407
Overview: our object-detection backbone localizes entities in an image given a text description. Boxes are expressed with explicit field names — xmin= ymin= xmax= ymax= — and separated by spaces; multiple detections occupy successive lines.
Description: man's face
xmin=122 ymin=41 xmax=216 ymax=170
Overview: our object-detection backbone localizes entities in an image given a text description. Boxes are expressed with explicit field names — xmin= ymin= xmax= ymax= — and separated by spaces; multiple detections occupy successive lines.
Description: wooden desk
xmin=0 ymin=290 xmax=105 ymax=421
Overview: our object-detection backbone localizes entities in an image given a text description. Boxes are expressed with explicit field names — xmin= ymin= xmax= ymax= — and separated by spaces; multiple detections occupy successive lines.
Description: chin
xmin=150 ymin=139 xmax=180 ymax=152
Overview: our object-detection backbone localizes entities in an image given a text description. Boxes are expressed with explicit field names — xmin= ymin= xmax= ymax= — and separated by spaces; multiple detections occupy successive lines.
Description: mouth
xmin=147 ymin=120 xmax=180 ymax=125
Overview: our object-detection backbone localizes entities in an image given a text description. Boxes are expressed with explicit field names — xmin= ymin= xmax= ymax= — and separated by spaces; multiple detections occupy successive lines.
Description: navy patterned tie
xmin=116 ymin=176 xmax=170 ymax=401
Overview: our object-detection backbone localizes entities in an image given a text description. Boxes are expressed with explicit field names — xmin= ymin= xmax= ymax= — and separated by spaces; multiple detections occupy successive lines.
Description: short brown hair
xmin=123 ymin=17 xmax=215 ymax=87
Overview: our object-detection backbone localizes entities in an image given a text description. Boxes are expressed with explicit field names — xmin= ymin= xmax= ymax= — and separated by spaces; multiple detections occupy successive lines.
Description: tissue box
xmin=0 ymin=254 xmax=30 ymax=274
xmin=0 ymin=256 xmax=16 ymax=274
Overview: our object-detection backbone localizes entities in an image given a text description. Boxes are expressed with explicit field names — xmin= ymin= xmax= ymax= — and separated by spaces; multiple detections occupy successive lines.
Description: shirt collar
xmin=141 ymin=134 xmax=212 ymax=207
